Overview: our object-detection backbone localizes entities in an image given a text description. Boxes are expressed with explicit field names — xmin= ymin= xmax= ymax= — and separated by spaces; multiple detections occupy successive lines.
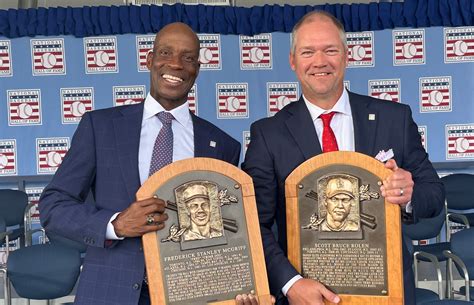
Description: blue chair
xmin=0 ymin=216 xmax=12 ymax=305
xmin=403 ymin=207 xmax=449 ymax=302
xmin=0 ymin=190 xmax=29 ymax=249
xmin=444 ymin=227 xmax=474 ymax=301
xmin=421 ymin=301 xmax=474 ymax=305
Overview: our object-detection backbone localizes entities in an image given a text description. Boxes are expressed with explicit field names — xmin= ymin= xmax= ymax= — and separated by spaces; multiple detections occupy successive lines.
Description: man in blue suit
xmin=39 ymin=23 xmax=251 ymax=305
xmin=242 ymin=11 xmax=444 ymax=305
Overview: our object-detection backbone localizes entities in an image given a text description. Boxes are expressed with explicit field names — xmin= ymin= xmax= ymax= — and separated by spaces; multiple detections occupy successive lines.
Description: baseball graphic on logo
xmin=123 ymin=99 xmax=135 ymax=105
xmin=429 ymin=90 xmax=444 ymax=106
xmin=46 ymin=151 xmax=62 ymax=167
xmin=402 ymin=43 xmax=417 ymax=59
xmin=70 ymin=101 xmax=86 ymax=117
xmin=379 ymin=92 xmax=393 ymax=101
xmin=199 ymin=47 xmax=213 ymax=64
xmin=94 ymin=50 xmax=110 ymax=67
xmin=17 ymin=103 xmax=33 ymax=119
xmin=0 ymin=154 xmax=8 ymax=169
xmin=0 ymin=57 xmax=4 ymax=67
xmin=351 ymin=45 xmax=366 ymax=61
xmin=249 ymin=47 xmax=264 ymax=63
xmin=454 ymin=137 xmax=470 ymax=153
xmin=41 ymin=52 xmax=57 ymax=69
xmin=226 ymin=96 xmax=241 ymax=112
xmin=453 ymin=40 xmax=468 ymax=56
xmin=276 ymin=96 xmax=291 ymax=110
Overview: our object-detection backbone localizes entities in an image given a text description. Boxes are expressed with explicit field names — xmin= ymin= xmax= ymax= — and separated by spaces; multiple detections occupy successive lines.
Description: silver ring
xmin=399 ymin=188 xmax=404 ymax=196
xmin=146 ymin=214 xmax=154 ymax=225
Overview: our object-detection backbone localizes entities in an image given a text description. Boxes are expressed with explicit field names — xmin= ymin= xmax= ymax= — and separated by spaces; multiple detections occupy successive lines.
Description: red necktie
xmin=319 ymin=112 xmax=339 ymax=152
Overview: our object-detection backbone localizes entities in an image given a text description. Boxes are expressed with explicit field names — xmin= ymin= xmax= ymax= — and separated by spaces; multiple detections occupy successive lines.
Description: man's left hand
xmin=380 ymin=159 xmax=413 ymax=206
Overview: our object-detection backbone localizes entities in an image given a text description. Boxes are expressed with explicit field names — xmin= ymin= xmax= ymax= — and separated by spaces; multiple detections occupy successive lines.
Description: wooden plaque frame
xmin=137 ymin=157 xmax=271 ymax=305
xmin=285 ymin=151 xmax=404 ymax=305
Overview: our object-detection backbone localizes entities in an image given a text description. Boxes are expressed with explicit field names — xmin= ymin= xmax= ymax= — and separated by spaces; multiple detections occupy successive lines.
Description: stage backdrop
xmin=0 ymin=4 xmax=473 ymax=255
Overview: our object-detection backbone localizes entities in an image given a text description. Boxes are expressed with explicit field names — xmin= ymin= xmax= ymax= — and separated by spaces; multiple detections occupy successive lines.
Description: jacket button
xmin=133 ymin=283 xmax=140 ymax=290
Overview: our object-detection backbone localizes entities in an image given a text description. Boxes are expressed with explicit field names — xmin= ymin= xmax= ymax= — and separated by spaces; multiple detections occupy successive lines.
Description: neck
xmin=190 ymin=223 xmax=210 ymax=237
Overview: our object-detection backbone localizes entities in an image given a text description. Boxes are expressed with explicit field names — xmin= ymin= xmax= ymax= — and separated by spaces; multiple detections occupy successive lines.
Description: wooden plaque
xmin=137 ymin=158 xmax=271 ymax=305
xmin=285 ymin=152 xmax=403 ymax=305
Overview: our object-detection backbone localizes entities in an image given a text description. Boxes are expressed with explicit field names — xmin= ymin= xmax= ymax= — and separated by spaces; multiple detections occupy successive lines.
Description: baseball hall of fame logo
xmin=393 ymin=30 xmax=425 ymax=65
xmin=7 ymin=89 xmax=42 ymax=126
xmin=267 ymin=82 xmax=298 ymax=116
xmin=26 ymin=187 xmax=44 ymax=224
xmin=84 ymin=36 xmax=118 ymax=73
xmin=444 ymin=27 xmax=474 ymax=63
xmin=30 ymin=38 xmax=66 ymax=76
xmin=187 ymin=84 xmax=198 ymax=115
xmin=446 ymin=124 xmax=474 ymax=159
xmin=113 ymin=85 xmax=146 ymax=107
xmin=0 ymin=139 xmax=17 ymax=176
xmin=216 ymin=83 xmax=249 ymax=119
xmin=243 ymin=131 xmax=251 ymax=155
xmin=136 ymin=35 xmax=154 ymax=72
xmin=419 ymin=77 xmax=452 ymax=113
xmin=0 ymin=40 xmax=12 ymax=77
xmin=240 ymin=34 xmax=272 ymax=70
xmin=61 ymin=87 xmax=94 ymax=124
xmin=36 ymin=138 xmax=69 ymax=174
xmin=368 ymin=79 xmax=401 ymax=103
xmin=347 ymin=32 xmax=374 ymax=67
xmin=418 ymin=126 xmax=427 ymax=151
xmin=198 ymin=34 xmax=221 ymax=70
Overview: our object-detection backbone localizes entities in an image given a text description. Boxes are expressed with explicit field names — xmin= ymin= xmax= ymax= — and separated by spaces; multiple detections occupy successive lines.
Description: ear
xmin=289 ymin=52 xmax=296 ymax=71
xmin=146 ymin=50 xmax=154 ymax=70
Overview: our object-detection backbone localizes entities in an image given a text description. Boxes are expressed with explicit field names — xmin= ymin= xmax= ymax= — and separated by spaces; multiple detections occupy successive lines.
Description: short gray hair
xmin=290 ymin=11 xmax=347 ymax=54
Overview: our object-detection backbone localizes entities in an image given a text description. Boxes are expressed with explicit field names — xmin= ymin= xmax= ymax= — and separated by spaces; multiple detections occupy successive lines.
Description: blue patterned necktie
xmin=148 ymin=111 xmax=174 ymax=177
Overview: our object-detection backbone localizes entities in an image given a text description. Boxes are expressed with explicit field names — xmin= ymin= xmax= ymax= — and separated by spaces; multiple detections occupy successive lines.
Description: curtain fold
xmin=0 ymin=1 xmax=472 ymax=38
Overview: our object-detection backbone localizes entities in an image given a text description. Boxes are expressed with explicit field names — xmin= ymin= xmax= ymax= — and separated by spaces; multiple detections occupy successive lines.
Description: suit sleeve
xmin=400 ymin=106 xmax=445 ymax=221
xmin=39 ymin=112 xmax=115 ymax=248
xmin=242 ymin=122 xmax=299 ymax=297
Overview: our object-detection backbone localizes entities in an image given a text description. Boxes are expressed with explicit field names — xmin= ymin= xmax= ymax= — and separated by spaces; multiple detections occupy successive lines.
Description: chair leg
xmin=1 ymin=268 xmax=11 ymax=305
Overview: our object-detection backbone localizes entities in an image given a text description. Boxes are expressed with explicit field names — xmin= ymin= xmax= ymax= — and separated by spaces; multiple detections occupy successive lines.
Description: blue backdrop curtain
xmin=0 ymin=0 xmax=473 ymax=38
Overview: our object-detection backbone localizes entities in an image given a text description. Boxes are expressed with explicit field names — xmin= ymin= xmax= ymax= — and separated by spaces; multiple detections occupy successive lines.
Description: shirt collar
xmin=143 ymin=93 xmax=192 ymax=128
xmin=303 ymin=88 xmax=351 ymax=122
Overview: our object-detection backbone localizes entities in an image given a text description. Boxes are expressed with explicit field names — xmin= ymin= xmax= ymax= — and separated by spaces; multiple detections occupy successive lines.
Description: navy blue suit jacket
xmin=242 ymin=92 xmax=444 ymax=305
xmin=39 ymin=102 xmax=240 ymax=305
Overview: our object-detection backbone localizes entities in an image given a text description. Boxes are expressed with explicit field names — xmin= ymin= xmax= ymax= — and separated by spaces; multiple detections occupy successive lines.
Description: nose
xmin=167 ymin=54 xmax=184 ymax=69
xmin=312 ymin=50 xmax=327 ymax=67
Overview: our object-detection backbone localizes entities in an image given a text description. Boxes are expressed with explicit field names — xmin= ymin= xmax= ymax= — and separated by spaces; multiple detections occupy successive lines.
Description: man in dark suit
xmin=39 ymin=23 xmax=258 ymax=305
xmin=242 ymin=11 xmax=444 ymax=305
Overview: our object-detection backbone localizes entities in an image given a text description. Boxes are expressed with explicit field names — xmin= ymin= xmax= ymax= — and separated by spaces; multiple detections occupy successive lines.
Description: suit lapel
xmin=113 ymin=104 xmax=143 ymax=202
xmin=349 ymin=92 xmax=378 ymax=156
xmin=285 ymin=98 xmax=322 ymax=160
xmin=191 ymin=113 xmax=218 ymax=158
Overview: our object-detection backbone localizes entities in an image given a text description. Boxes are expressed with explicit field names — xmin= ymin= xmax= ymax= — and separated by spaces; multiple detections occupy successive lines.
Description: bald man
xmin=40 ymin=23 xmax=244 ymax=305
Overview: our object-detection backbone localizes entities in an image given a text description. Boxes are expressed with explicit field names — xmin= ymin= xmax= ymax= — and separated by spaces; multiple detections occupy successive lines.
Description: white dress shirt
xmin=106 ymin=94 xmax=194 ymax=240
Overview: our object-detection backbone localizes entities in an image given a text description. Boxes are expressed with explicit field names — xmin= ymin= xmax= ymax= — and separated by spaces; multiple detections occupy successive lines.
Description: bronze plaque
xmin=286 ymin=152 xmax=403 ymax=305
xmin=138 ymin=158 xmax=272 ymax=305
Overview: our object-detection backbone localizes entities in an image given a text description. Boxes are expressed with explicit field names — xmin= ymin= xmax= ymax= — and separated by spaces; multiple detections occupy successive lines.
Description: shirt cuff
xmin=405 ymin=201 xmax=412 ymax=213
xmin=282 ymin=275 xmax=303 ymax=296
xmin=106 ymin=212 xmax=125 ymax=240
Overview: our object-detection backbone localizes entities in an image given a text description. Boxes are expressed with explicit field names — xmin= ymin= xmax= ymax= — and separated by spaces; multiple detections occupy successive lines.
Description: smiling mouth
xmin=311 ymin=72 xmax=331 ymax=76
xmin=162 ymin=74 xmax=184 ymax=84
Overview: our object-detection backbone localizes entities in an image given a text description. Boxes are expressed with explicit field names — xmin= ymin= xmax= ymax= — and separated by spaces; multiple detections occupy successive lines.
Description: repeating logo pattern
xmin=446 ymin=124 xmax=474 ymax=159
xmin=393 ymin=30 xmax=425 ymax=65
xmin=198 ymin=34 xmax=221 ymax=70
xmin=61 ymin=87 xmax=94 ymax=124
xmin=36 ymin=138 xmax=69 ymax=174
xmin=113 ymin=85 xmax=146 ymax=107
xmin=368 ymin=79 xmax=401 ymax=103
xmin=136 ymin=35 xmax=154 ymax=72
xmin=30 ymin=38 xmax=66 ymax=76
xmin=0 ymin=40 xmax=12 ymax=77
xmin=418 ymin=126 xmax=427 ymax=151
xmin=0 ymin=139 xmax=17 ymax=176
xmin=347 ymin=32 xmax=374 ymax=67
xmin=444 ymin=27 xmax=474 ymax=63
xmin=267 ymin=82 xmax=298 ymax=116
xmin=187 ymin=84 xmax=198 ymax=115
xmin=216 ymin=83 xmax=249 ymax=119
xmin=84 ymin=36 xmax=118 ymax=73
xmin=419 ymin=76 xmax=452 ymax=112
xmin=7 ymin=89 xmax=42 ymax=126
xmin=243 ymin=131 xmax=251 ymax=155
xmin=240 ymin=34 xmax=272 ymax=70
xmin=25 ymin=187 xmax=44 ymax=224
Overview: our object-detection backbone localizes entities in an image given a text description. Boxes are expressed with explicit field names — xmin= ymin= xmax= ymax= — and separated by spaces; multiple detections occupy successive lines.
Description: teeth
xmin=314 ymin=72 xmax=329 ymax=76
xmin=162 ymin=74 xmax=183 ymax=83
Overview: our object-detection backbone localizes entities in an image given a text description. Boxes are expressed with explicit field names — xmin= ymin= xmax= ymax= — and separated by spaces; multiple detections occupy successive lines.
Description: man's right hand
xmin=112 ymin=196 xmax=168 ymax=237
xmin=287 ymin=278 xmax=340 ymax=305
